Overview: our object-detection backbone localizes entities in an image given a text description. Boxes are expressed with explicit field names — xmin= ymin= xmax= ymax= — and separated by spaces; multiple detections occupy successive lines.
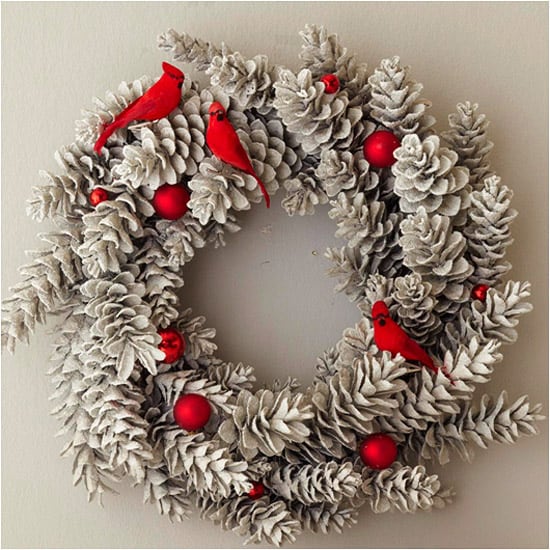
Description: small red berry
xmin=320 ymin=74 xmax=340 ymax=94
xmin=248 ymin=482 xmax=266 ymax=500
xmin=89 ymin=187 xmax=109 ymax=206
xmin=471 ymin=283 xmax=490 ymax=302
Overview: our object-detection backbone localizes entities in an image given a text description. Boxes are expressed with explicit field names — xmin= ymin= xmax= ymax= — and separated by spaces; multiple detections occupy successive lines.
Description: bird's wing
xmin=208 ymin=122 xmax=255 ymax=174
xmin=401 ymin=337 xmax=435 ymax=370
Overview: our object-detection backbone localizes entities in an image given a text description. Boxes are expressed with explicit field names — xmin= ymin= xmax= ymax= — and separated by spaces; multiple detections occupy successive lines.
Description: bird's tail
xmin=253 ymin=175 xmax=271 ymax=208
xmin=93 ymin=118 xmax=126 ymax=154
xmin=439 ymin=365 xmax=456 ymax=386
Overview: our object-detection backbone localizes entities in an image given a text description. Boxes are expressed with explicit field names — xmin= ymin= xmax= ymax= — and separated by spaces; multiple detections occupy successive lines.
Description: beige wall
xmin=1 ymin=2 xmax=548 ymax=548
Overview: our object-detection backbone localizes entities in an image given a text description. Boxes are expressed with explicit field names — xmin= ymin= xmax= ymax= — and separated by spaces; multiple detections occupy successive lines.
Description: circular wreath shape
xmin=1 ymin=25 xmax=542 ymax=547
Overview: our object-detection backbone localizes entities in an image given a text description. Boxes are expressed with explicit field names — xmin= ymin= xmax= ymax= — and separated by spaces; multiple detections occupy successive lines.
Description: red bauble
xmin=471 ymin=283 xmax=490 ymax=302
xmin=173 ymin=393 xmax=212 ymax=431
xmin=89 ymin=187 xmax=109 ymax=206
xmin=152 ymin=183 xmax=190 ymax=220
xmin=363 ymin=130 xmax=401 ymax=168
xmin=248 ymin=482 xmax=266 ymax=500
xmin=359 ymin=433 xmax=398 ymax=470
xmin=320 ymin=74 xmax=340 ymax=94
xmin=158 ymin=327 xmax=185 ymax=364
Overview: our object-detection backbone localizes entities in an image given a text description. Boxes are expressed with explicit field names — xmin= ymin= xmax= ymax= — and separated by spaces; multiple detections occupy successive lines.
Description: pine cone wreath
xmin=2 ymin=23 xmax=544 ymax=548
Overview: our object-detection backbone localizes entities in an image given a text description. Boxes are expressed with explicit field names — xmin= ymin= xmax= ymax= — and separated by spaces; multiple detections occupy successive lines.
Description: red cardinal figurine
xmin=206 ymin=102 xmax=270 ymax=208
xmin=371 ymin=301 xmax=453 ymax=383
xmin=94 ymin=62 xmax=185 ymax=154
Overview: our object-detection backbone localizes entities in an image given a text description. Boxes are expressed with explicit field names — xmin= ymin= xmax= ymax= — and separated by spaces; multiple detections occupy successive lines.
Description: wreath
xmin=1 ymin=25 xmax=543 ymax=546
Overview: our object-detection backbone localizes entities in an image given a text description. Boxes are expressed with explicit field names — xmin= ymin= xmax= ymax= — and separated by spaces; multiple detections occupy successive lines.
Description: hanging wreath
xmin=1 ymin=25 xmax=543 ymax=546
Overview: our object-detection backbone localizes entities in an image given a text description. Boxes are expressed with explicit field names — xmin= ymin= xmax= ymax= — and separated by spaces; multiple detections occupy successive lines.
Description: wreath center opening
xmin=180 ymin=202 xmax=359 ymax=386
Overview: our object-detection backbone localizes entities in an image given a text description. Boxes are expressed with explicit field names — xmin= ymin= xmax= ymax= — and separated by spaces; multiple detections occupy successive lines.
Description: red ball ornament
xmin=320 ymin=74 xmax=340 ymax=94
xmin=158 ymin=327 xmax=185 ymax=364
xmin=152 ymin=183 xmax=190 ymax=220
xmin=359 ymin=433 xmax=398 ymax=470
xmin=173 ymin=393 xmax=212 ymax=431
xmin=471 ymin=283 xmax=490 ymax=302
xmin=363 ymin=130 xmax=401 ymax=168
xmin=248 ymin=481 xmax=266 ymax=500
xmin=89 ymin=187 xmax=109 ymax=206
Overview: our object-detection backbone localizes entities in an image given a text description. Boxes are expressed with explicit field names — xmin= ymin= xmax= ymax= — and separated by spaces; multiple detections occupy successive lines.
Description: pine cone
xmin=400 ymin=208 xmax=473 ymax=315
xmin=281 ymin=171 xmax=328 ymax=216
xmin=298 ymin=24 xmax=355 ymax=79
xmin=208 ymin=51 xmax=276 ymax=111
xmin=470 ymin=281 xmax=533 ymax=344
xmin=198 ymin=494 xmax=301 ymax=546
xmin=80 ymin=269 xmax=164 ymax=379
xmin=219 ymin=389 xmax=313 ymax=460
xmin=1 ymin=231 xmax=82 ymax=353
xmin=77 ymin=193 xmax=143 ymax=278
xmin=417 ymin=391 xmax=544 ymax=464
xmin=176 ymin=307 xmax=218 ymax=360
xmin=143 ymin=465 xmax=193 ymax=521
xmin=441 ymin=101 xmax=494 ymax=188
xmin=362 ymin=462 xmax=453 ymax=513
xmin=326 ymin=200 xmax=403 ymax=303
xmin=156 ymin=214 xmax=207 ymax=268
xmin=391 ymin=273 xmax=442 ymax=348
xmin=361 ymin=273 xmax=395 ymax=308
xmin=187 ymin=158 xmax=255 ymax=225
xmin=81 ymin=370 xmax=154 ymax=483
xmin=335 ymin=318 xmax=377 ymax=370
xmin=55 ymin=142 xmax=115 ymax=187
xmin=273 ymin=68 xmax=364 ymax=155
xmin=315 ymin=148 xmax=378 ymax=199
xmin=368 ymin=56 xmax=435 ymax=139
xmin=27 ymin=171 xmax=89 ymax=223
xmin=329 ymin=194 xmax=402 ymax=252
xmin=158 ymin=28 xmax=223 ymax=71
xmin=162 ymin=431 xmax=249 ymax=498
xmin=134 ymin=234 xmax=184 ymax=328
xmin=392 ymin=134 xmax=471 ymax=226
xmin=307 ymin=353 xmax=409 ymax=452
xmin=464 ymin=175 xmax=516 ymax=286
xmin=268 ymin=461 xmax=361 ymax=505
xmin=111 ymin=127 xmax=187 ymax=192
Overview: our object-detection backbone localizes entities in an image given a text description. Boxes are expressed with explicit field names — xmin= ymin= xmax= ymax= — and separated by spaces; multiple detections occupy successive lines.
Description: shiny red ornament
xmin=89 ymin=187 xmax=109 ymax=206
xmin=158 ymin=327 xmax=185 ymax=363
xmin=363 ymin=130 xmax=401 ymax=168
xmin=152 ymin=183 xmax=190 ymax=220
xmin=471 ymin=283 xmax=490 ymax=302
xmin=173 ymin=393 xmax=212 ymax=431
xmin=248 ymin=482 xmax=266 ymax=500
xmin=359 ymin=433 xmax=398 ymax=470
xmin=320 ymin=74 xmax=340 ymax=94
xmin=94 ymin=62 xmax=184 ymax=154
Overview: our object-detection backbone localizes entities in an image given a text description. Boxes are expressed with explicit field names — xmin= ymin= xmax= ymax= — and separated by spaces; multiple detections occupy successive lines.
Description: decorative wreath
xmin=2 ymin=25 xmax=544 ymax=546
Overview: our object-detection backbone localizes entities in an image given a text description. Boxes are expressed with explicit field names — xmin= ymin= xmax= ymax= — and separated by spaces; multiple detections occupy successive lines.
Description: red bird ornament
xmin=371 ymin=301 xmax=454 ymax=383
xmin=206 ymin=102 xmax=270 ymax=208
xmin=94 ymin=62 xmax=184 ymax=154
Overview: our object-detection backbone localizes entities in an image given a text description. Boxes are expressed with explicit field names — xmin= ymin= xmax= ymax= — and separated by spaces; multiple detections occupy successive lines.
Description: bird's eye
xmin=177 ymin=81 xmax=183 ymax=89
xmin=378 ymin=319 xmax=386 ymax=327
